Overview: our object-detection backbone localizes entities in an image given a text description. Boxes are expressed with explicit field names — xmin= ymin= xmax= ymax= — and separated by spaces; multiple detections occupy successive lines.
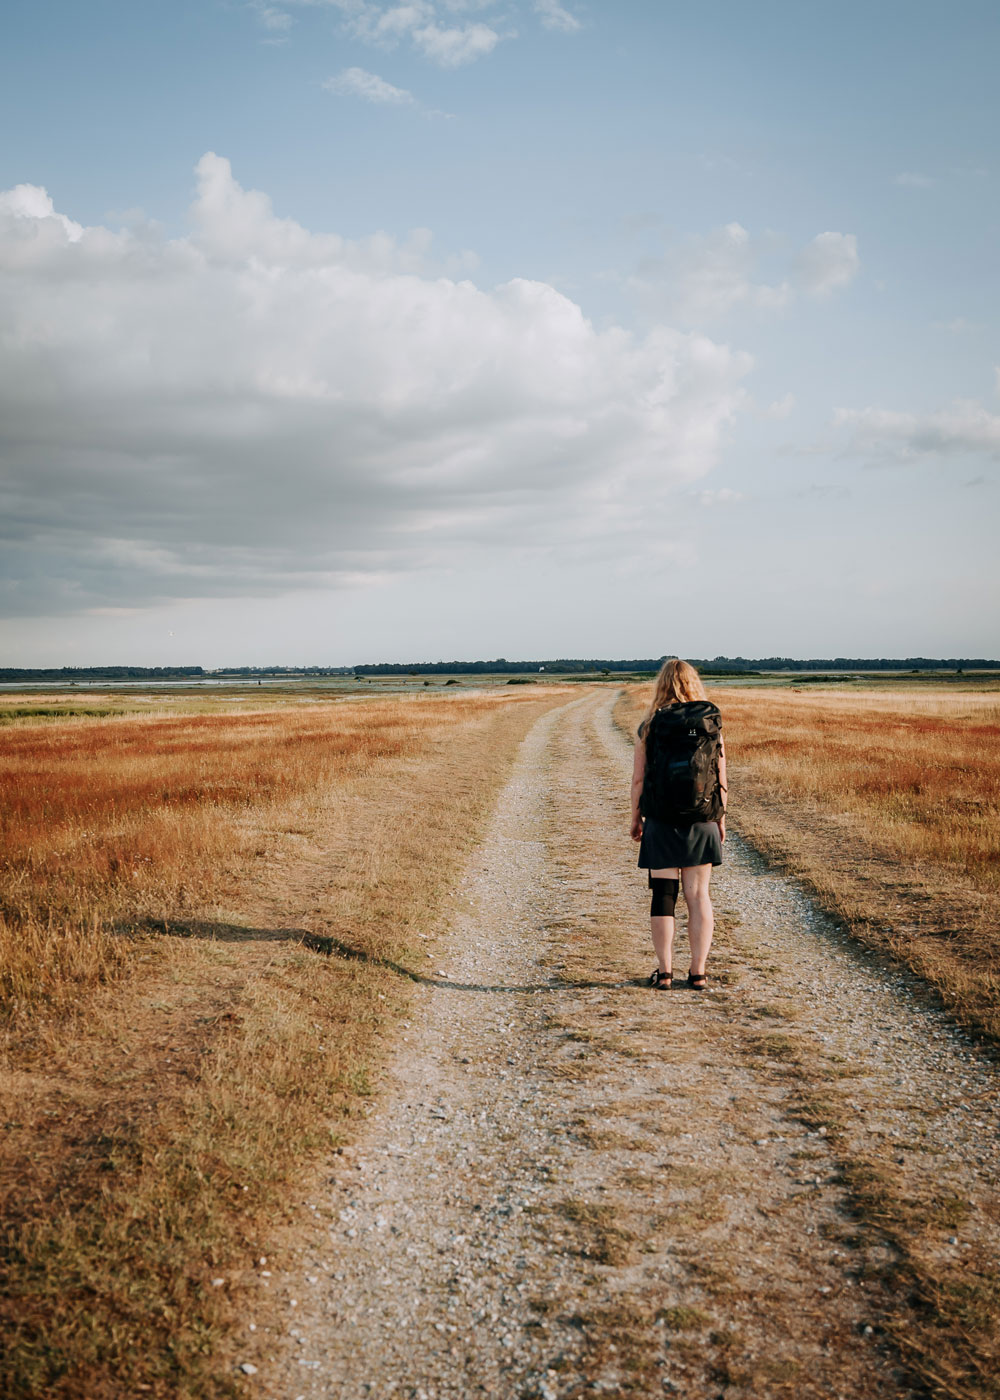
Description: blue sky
xmin=1 ymin=0 xmax=997 ymax=664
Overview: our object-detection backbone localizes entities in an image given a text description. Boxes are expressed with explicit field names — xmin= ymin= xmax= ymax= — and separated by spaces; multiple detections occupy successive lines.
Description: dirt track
xmin=247 ymin=691 xmax=1000 ymax=1399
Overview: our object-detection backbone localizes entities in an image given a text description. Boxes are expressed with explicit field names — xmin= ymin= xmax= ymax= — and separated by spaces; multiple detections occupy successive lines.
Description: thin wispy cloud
xmin=324 ymin=66 xmax=414 ymax=102
xmin=762 ymin=393 xmax=795 ymax=420
xmin=249 ymin=1 xmax=294 ymax=31
xmin=534 ymin=0 xmax=581 ymax=33
xmin=628 ymin=224 xmax=859 ymax=323
xmin=320 ymin=1 xmax=505 ymax=67
xmin=269 ymin=1 xmax=579 ymax=64
xmin=894 ymin=171 xmax=934 ymax=188
xmin=795 ymin=231 xmax=859 ymax=296
xmin=836 ymin=401 xmax=1000 ymax=460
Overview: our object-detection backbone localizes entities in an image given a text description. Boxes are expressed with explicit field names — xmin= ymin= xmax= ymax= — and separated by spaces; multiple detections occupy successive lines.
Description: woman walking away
xmin=630 ymin=659 xmax=727 ymax=991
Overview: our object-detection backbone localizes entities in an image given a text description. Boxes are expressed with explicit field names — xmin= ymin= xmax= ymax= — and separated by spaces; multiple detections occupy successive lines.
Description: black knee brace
xmin=650 ymin=877 xmax=679 ymax=918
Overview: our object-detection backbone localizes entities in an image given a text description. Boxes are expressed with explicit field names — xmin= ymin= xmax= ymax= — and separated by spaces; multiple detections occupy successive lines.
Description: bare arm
xmin=630 ymin=737 xmax=645 ymax=841
xmin=717 ymin=736 xmax=728 ymax=841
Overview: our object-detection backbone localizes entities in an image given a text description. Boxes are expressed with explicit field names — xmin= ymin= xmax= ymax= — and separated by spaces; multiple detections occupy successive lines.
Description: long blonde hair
xmin=642 ymin=658 xmax=707 ymax=734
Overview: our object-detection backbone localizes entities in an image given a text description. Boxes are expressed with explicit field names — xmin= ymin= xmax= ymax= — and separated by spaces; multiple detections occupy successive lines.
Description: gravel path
xmin=248 ymin=691 xmax=1000 ymax=1400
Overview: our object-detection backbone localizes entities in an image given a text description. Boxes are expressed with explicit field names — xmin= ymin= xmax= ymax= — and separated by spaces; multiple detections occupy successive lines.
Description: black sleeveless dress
xmin=636 ymin=716 xmax=723 ymax=870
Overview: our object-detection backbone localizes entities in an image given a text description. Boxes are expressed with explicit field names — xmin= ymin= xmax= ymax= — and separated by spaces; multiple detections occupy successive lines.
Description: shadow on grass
xmin=131 ymin=917 xmax=632 ymax=994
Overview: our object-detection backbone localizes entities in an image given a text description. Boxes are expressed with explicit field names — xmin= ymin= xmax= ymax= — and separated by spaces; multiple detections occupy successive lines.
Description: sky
xmin=1 ymin=0 xmax=998 ymax=667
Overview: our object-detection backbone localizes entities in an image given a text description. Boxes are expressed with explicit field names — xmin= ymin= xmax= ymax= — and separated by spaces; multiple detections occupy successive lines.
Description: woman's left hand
xmin=718 ymin=815 xmax=726 ymax=843
xmin=630 ymin=813 xmax=643 ymax=842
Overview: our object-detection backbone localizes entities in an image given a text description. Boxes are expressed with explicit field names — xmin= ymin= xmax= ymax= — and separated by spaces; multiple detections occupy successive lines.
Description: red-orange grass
xmin=0 ymin=694 xmax=527 ymax=1014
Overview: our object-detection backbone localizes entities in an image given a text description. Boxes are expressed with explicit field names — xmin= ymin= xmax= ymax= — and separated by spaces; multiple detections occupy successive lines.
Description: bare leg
xmin=680 ymin=864 xmax=714 ymax=976
xmin=650 ymin=916 xmax=675 ymax=973
xmin=649 ymin=866 xmax=679 ymax=973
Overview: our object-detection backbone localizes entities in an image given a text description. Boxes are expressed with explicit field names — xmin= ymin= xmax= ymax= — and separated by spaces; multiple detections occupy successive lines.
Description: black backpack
xmin=640 ymin=700 xmax=723 ymax=824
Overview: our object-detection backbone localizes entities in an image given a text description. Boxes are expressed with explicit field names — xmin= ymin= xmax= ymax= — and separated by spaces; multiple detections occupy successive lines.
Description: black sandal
xmin=649 ymin=968 xmax=673 ymax=990
xmin=687 ymin=971 xmax=707 ymax=990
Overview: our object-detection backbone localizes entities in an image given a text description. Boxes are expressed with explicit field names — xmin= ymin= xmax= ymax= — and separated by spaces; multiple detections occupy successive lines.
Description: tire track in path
xmin=251 ymin=691 xmax=999 ymax=1400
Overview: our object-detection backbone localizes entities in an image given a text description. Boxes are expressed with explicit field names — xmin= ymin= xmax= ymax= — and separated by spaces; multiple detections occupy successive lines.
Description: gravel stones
xmin=247 ymin=693 xmax=1000 ymax=1400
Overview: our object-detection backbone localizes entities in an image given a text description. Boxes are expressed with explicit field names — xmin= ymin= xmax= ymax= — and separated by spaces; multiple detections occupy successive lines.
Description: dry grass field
xmin=1 ymin=698 xmax=484 ymax=1015
xmin=0 ymin=688 xmax=568 ymax=1399
xmin=616 ymin=683 xmax=1000 ymax=1042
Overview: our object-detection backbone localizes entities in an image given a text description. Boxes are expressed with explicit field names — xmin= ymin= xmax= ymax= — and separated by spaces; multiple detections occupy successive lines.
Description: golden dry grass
xmin=0 ymin=688 xmax=569 ymax=1399
xmin=0 ymin=696 xmax=527 ymax=1017
xmin=716 ymin=688 xmax=1000 ymax=897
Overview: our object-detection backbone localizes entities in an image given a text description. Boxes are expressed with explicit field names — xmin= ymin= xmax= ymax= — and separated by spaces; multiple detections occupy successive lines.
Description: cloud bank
xmin=0 ymin=156 xmax=751 ymax=617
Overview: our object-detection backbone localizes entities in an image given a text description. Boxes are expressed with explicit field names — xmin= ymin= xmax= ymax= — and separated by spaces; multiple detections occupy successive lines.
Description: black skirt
xmin=638 ymin=817 xmax=723 ymax=870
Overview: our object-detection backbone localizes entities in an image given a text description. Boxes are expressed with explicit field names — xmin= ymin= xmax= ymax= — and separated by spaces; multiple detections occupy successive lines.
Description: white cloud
xmin=248 ymin=1 xmax=294 ymax=31
xmin=0 ymin=156 xmax=751 ymax=617
xmin=836 ymin=400 xmax=1000 ymax=461
xmin=324 ymin=66 xmax=414 ymax=102
xmin=411 ymin=19 xmax=500 ymax=64
xmin=629 ymin=222 xmax=790 ymax=323
xmin=535 ymin=0 xmax=581 ymax=32
xmin=629 ymin=223 xmax=859 ymax=323
xmin=763 ymin=392 xmax=795 ymax=420
xmin=0 ymin=183 xmax=83 ymax=242
xmin=794 ymin=231 xmax=859 ymax=296
xmin=328 ymin=1 xmax=503 ymax=66
xmin=894 ymin=171 xmax=934 ymax=188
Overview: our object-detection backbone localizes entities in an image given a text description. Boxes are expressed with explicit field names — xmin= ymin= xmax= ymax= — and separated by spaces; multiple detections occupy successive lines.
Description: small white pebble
xmin=258 ymin=1256 xmax=267 ymax=1266
xmin=289 ymin=1299 xmax=298 ymax=1307
xmin=239 ymin=1362 xmax=258 ymax=1375
xmin=211 ymin=1278 xmax=225 ymax=1288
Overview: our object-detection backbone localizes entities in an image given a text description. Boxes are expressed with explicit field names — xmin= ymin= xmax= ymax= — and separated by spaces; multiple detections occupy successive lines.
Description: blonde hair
xmin=642 ymin=658 xmax=707 ymax=734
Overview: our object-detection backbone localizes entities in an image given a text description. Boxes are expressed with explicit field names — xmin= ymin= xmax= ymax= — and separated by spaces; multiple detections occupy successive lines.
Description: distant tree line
xmin=2 ymin=657 xmax=996 ymax=684
xmin=353 ymin=655 xmax=1000 ymax=676
xmin=0 ymin=666 xmax=208 ymax=682
xmin=707 ymin=656 xmax=1000 ymax=671
xmin=0 ymin=665 xmax=354 ymax=682
xmin=353 ymin=658 xmax=667 ymax=676
xmin=211 ymin=666 xmax=354 ymax=676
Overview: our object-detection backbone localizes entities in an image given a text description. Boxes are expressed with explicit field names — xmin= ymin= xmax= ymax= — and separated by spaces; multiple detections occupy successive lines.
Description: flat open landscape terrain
xmin=2 ymin=681 xmax=998 ymax=1399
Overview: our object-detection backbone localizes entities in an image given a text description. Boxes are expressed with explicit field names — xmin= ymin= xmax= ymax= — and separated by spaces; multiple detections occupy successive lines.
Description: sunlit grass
xmin=0 ymin=688 xmax=566 ymax=1398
